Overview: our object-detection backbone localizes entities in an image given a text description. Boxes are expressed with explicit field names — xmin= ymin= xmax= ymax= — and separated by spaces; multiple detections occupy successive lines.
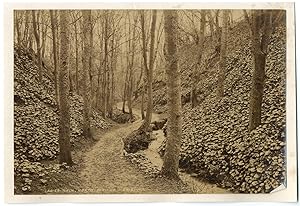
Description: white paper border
xmin=3 ymin=2 xmax=297 ymax=203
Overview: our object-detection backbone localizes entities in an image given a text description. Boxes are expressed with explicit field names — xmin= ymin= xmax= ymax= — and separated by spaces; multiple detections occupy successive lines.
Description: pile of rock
xmin=14 ymin=46 xmax=112 ymax=193
xmin=123 ymin=151 xmax=160 ymax=178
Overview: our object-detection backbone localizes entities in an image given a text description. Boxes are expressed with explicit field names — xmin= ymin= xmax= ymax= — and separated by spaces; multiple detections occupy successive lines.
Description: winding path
xmin=79 ymin=120 xmax=189 ymax=194
xmin=78 ymin=103 xmax=228 ymax=194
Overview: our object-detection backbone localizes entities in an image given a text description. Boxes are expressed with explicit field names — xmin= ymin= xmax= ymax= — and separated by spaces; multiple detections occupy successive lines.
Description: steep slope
xmin=14 ymin=47 xmax=112 ymax=193
xmin=158 ymin=21 xmax=286 ymax=193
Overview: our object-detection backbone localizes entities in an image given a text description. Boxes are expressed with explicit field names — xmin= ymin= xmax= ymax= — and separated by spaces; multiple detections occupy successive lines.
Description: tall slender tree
xmin=14 ymin=11 xmax=22 ymax=47
xmin=103 ymin=11 xmax=109 ymax=117
xmin=244 ymin=10 xmax=283 ymax=131
xmin=140 ymin=58 xmax=145 ymax=120
xmin=217 ymin=10 xmax=229 ymax=98
xmin=161 ymin=10 xmax=182 ymax=180
xmin=50 ymin=10 xmax=59 ymax=105
xmin=127 ymin=16 xmax=138 ymax=119
xmin=58 ymin=10 xmax=73 ymax=165
xmin=71 ymin=11 xmax=80 ymax=94
xmin=32 ymin=10 xmax=43 ymax=82
xmin=191 ymin=10 xmax=205 ymax=108
xmin=22 ymin=10 xmax=31 ymax=48
xmin=40 ymin=11 xmax=48 ymax=60
xmin=139 ymin=10 xmax=157 ymax=130
xmin=82 ymin=10 xmax=92 ymax=138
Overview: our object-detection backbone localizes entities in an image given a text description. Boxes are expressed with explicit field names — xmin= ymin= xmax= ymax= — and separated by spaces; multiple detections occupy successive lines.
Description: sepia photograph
xmin=3 ymin=2 xmax=297 ymax=203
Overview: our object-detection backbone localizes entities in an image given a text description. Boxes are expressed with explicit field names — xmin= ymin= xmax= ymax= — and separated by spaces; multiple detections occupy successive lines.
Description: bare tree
xmin=217 ymin=10 xmax=229 ymax=98
xmin=82 ymin=10 xmax=92 ymax=138
xmin=161 ymin=10 xmax=182 ymax=180
xmin=122 ymin=61 xmax=129 ymax=113
xmin=140 ymin=58 xmax=145 ymax=119
xmin=107 ymin=14 xmax=122 ymax=117
xmin=70 ymin=11 xmax=81 ymax=94
xmin=244 ymin=10 xmax=284 ymax=131
xmin=40 ymin=11 xmax=49 ymax=60
xmin=102 ymin=11 xmax=110 ymax=117
xmin=14 ymin=11 xmax=22 ymax=47
xmin=32 ymin=10 xmax=43 ymax=82
xmin=127 ymin=16 xmax=138 ymax=119
xmin=191 ymin=10 xmax=206 ymax=108
xmin=139 ymin=10 xmax=157 ymax=130
xmin=22 ymin=10 xmax=31 ymax=48
xmin=50 ymin=10 xmax=59 ymax=105
xmin=89 ymin=12 xmax=94 ymax=102
xmin=123 ymin=13 xmax=138 ymax=119
xmin=58 ymin=10 xmax=73 ymax=165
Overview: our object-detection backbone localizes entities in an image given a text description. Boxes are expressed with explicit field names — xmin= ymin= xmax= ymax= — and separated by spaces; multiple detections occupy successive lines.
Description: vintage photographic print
xmin=4 ymin=2 xmax=297 ymax=203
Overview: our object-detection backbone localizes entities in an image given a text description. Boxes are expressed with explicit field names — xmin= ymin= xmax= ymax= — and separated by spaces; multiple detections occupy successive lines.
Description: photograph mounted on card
xmin=3 ymin=2 xmax=297 ymax=203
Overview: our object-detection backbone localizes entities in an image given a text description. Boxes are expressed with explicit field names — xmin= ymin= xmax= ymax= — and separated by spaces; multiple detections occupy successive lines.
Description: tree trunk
xmin=50 ymin=10 xmax=59 ymax=106
xmin=140 ymin=10 xmax=157 ymax=129
xmin=207 ymin=11 xmax=215 ymax=38
xmin=140 ymin=10 xmax=148 ymax=120
xmin=108 ymin=35 xmax=116 ymax=118
xmin=74 ymin=22 xmax=79 ymax=94
xmin=96 ymin=20 xmax=104 ymax=111
xmin=141 ymin=82 xmax=145 ymax=119
xmin=89 ymin=18 xmax=94 ymax=103
xmin=32 ymin=10 xmax=43 ymax=82
xmin=140 ymin=58 xmax=145 ymax=120
xmin=249 ymin=50 xmax=266 ymax=131
xmin=215 ymin=10 xmax=221 ymax=38
xmin=22 ymin=10 xmax=30 ymax=48
xmin=247 ymin=10 xmax=272 ymax=131
xmin=102 ymin=12 xmax=109 ymax=117
xmin=122 ymin=68 xmax=128 ymax=113
xmin=127 ymin=71 xmax=133 ymax=118
xmin=40 ymin=12 xmax=48 ymax=60
xmin=161 ymin=10 xmax=182 ymax=180
xmin=69 ymin=63 xmax=73 ymax=94
xmin=217 ymin=10 xmax=229 ymax=99
xmin=126 ymin=16 xmax=137 ymax=119
xmin=58 ymin=10 xmax=73 ymax=165
xmin=14 ymin=11 xmax=22 ymax=47
xmin=82 ymin=10 xmax=92 ymax=138
xmin=96 ymin=65 xmax=101 ymax=110
xmin=191 ymin=10 xmax=205 ymax=108
xmin=144 ymin=10 xmax=157 ymax=128
xmin=106 ymin=55 xmax=111 ymax=117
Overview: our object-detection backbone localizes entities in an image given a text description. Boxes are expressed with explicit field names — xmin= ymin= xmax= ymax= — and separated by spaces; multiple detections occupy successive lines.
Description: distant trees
xmin=49 ymin=10 xmax=59 ymax=105
xmin=82 ymin=10 xmax=92 ymax=138
xmin=103 ymin=11 xmax=110 ymax=117
xmin=191 ymin=10 xmax=206 ymax=108
xmin=107 ymin=14 xmax=119 ymax=118
xmin=140 ymin=57 xmax=145 ymax=120
xmin=31 ymin=10 xmax=43 ymax=82
xmin=139 ymin=10 xmax=157 ymax=130
xmin=21 ymin=11 xmax=31 ymax=49
xmin=125 ymin=14 xmax=138 ymax=119
xmin=71 ymin=11 xmax=80 ymax=94
xmin=207 ymin=10 xmax=221 ymax=53
xmin=161 ymin=10 xmax=182 ymax=179
xmin=58 ymin=10 xmax=73 ymax=165
xmin=217 ymin=10 xmax=229 ymax=99
xmin=14 ymin=11 xmax=22 ymax=47
xmin=13 ymin=11 xmax=33 ymax=52
xmin=94 ymin=11 xmax=120 ymax=118
xmin=244 ymin=10 xmax=284 ymax=131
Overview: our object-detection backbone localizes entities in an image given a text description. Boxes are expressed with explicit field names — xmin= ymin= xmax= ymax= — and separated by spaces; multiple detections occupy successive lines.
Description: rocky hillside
xmin=14 ymin=47 xmax=112 ymax=193
xmin=158 ymin=21 xmax=286 ymax=193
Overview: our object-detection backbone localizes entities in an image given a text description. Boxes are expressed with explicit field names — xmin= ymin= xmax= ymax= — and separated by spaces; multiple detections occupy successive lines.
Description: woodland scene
xmin=13 ymin=9 xmax=286 ymax=194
